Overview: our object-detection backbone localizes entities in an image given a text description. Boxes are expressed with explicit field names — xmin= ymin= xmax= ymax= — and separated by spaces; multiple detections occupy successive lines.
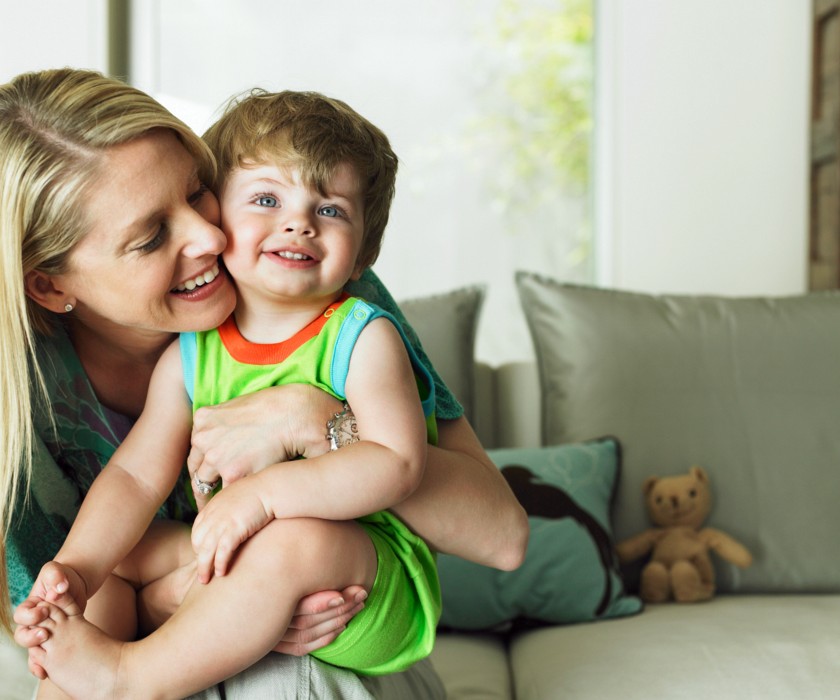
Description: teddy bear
xmin=615 ymin=466 xmax=752 ymax=603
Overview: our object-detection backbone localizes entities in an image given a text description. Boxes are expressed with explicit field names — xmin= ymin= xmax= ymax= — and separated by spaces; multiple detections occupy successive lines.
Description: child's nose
xmin=283 ymin=208 xmax=315 ymax=236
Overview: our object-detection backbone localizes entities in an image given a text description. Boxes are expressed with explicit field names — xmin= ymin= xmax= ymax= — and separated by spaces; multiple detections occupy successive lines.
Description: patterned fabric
xmin=8 ymin=327 xmax=195 ymax=607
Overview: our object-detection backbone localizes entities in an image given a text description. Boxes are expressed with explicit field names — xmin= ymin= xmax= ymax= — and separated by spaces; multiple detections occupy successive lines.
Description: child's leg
xmin=116 ymin=519 xmax=196 ymax=635
xmin=33 ymin=520 xmax=193 ymax=700
xmin=31 ymin=517 xmax=378 ymax=700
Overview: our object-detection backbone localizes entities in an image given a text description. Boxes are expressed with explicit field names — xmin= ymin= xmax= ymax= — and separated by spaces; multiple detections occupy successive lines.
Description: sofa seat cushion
xmin=507 ymin=595 xmax=840 ymax=700
xmin=430 ymin=632 xmax=512 ymax=700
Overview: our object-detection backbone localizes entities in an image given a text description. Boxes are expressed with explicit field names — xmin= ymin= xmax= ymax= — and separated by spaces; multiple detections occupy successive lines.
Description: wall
xmin=595 ymin=0 xmax=811 ymax=296
xmin=128 ymin=0 xmax=593 ymax=364
xmin=0 ymin=0 xmax=109 ymax=82
xmin=0 ymin=1 xmax=814 ymax=363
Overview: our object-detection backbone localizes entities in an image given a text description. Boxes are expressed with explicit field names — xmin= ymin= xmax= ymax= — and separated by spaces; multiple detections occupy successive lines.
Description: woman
xmin=2 ymin=68 xmax=527 ymax=698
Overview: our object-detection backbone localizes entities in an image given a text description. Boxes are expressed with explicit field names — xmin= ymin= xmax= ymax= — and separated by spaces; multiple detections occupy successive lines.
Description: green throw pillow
xmin=437 ymin=438 xmax=642 ymax=631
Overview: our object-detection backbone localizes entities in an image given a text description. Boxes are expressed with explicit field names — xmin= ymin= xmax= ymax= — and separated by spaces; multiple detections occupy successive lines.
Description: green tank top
xmin=180 ymin=296 xmax=437 ymax=443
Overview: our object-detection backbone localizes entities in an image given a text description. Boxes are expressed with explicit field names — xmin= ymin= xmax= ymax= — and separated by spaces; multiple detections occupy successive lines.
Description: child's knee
xmin=249 ymin=518 xmax=374 ymax=582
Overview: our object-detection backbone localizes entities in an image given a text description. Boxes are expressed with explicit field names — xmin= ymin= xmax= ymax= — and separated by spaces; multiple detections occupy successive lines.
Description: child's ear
xmin=24 ymin=270 xmax=76 ymax=314
xmin=350 ymin=262 xmax=367 ymax=281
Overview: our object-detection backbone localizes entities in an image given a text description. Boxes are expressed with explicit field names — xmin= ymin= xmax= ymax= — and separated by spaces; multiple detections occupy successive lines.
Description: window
xmin=131 ymin=0 xmax=593 ymax=363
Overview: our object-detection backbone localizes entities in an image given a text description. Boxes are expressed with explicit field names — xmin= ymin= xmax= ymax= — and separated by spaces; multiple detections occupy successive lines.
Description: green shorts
xmin=310 ymin=510 xmax=441 ymax=676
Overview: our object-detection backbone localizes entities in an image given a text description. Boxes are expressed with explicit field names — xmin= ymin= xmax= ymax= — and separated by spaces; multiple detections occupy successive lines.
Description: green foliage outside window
xmin=473 ymin=0 xmax=593 ymax=226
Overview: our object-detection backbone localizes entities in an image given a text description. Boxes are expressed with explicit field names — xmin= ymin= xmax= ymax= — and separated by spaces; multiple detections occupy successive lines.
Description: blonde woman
xmin=3 ymin=68 xmax=528 ymax=699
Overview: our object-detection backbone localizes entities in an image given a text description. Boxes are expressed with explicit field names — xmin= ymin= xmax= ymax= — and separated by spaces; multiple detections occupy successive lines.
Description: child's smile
xmin=219 ymin=161 xmax=366 ymax=334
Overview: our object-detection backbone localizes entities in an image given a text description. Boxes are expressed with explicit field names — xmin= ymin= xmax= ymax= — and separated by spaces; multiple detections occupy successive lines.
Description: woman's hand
xmin=187 ymin=384 xmax=342 ymax=493
xmin=275 ymin=586 xmax=368 ymax=656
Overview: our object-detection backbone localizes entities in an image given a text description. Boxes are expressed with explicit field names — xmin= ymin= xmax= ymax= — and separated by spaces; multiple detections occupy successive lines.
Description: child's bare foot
xmin=29 ymin=591 xmax=127 ymax=700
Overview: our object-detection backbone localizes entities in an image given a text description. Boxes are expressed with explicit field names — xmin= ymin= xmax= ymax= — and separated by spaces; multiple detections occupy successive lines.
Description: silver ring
xmin=194 ymin=474 xmax=219 ymax=496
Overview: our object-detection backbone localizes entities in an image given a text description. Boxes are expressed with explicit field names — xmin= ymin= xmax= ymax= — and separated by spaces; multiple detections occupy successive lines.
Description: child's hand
xmin=190 ymin=476 xmax=274 ymax=584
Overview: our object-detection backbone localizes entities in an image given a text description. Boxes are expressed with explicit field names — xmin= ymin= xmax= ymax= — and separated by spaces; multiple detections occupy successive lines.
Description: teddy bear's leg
xmin=640 ymin=562 xmax=671 ymax=603
xmin=671 ymin=561 xmax=714 ymax=602
xmin=692 ymin=553 xmax=715 ymax=587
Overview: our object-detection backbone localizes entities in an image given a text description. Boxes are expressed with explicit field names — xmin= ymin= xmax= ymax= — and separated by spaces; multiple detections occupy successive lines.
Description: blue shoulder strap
xmin=179 ymin=332 xmax=197 ymax=404
xmin=331 ymin=299 xmax=436 ymax=418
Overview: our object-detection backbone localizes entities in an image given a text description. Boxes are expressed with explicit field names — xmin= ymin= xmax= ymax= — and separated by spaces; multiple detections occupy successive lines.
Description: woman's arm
xmin=189 ymin=383 xmax=527 ymax=572
xmin=393 ymin=415 xmax=528 ymax=571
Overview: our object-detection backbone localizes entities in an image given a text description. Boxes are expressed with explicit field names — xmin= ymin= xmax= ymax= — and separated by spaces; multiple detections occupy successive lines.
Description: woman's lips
xmin=170 ymin=264 xmax=228 ymax=300
xmin=172 ymin=263 xmax=220 ymax=292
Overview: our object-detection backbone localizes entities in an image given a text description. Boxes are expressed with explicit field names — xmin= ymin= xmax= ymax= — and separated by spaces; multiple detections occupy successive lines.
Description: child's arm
xmin=190 ymin=318 xmax=427 ymax=582
xmin=33 ymin=341 xmax=193 ymax=606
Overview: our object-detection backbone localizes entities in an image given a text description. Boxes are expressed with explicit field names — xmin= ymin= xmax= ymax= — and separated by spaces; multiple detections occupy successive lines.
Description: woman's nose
xmin=182 ymin=213 xmax=227 ymax=258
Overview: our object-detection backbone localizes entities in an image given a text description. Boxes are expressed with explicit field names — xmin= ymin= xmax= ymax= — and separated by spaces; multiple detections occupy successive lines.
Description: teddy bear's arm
xmin=615 ymin=529 xmax=663 ymax=564
xmin=699 ymin=528 xmax=753 ymax=568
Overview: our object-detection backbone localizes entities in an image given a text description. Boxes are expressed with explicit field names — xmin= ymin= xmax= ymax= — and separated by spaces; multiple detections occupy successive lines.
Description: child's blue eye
xmin=319 ymin=206 xmax=339 ymax=217
xmin=256 ymin=195 xmax=278 ymax=207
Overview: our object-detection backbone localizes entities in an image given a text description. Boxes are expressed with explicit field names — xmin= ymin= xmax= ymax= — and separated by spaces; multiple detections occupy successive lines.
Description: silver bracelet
xmin=326 ymin=402 xmax=360 ymax=451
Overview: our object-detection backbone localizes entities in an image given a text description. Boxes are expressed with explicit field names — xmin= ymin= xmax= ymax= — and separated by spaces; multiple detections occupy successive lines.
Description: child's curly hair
xmin=204 ymin=89 xmax=398 ymax=271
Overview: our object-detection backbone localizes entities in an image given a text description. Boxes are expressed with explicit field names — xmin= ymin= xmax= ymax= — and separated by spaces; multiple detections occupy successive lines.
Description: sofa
xmin=405 ymin=274 xmax=840 ymax=700
xmin=4 ymin=272 xmax=840 ymax=699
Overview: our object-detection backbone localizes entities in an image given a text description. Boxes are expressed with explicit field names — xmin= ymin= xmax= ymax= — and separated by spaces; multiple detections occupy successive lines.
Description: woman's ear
xmin=24 ymin=270 xmax=75 ymax=313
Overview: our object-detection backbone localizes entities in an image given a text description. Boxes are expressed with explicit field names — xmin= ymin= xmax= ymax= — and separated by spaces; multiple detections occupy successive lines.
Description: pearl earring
xmin=64 ymin=303 xmax=74 ymax=313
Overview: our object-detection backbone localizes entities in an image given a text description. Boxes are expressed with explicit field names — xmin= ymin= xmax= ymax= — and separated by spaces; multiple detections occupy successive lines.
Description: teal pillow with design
xmin=437 ymin=438 xmax=642 ymax=630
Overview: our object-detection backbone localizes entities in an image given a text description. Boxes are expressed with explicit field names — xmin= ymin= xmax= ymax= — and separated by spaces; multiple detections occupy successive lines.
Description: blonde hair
xmin=0 ymin=68 xmax=214 ymax=635
xmin=203 ymin=89 xmax=398 ymax=271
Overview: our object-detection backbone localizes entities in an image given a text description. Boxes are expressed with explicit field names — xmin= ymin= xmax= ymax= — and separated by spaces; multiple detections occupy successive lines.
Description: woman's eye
xmin=319 ymin=205 xmax=340 ymax=218
xmin=136 ymin=226 xmax=166 ymax=254
xmin=188 ymin=183 xmax=209 ymax=207
xmin=256 ymin=195 xmax=278 ymax=207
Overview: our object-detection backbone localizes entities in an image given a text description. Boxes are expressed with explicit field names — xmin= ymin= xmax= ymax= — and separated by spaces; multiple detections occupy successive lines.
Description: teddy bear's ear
xmin=689 ymin=465 xmax=708 ymax=483
xmin=642 ymin=476 xmax=659 ymax=496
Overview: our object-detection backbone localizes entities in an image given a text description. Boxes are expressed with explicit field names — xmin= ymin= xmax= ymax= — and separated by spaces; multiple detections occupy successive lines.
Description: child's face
xmin=219 ymin=161 xmax=365 ymax=307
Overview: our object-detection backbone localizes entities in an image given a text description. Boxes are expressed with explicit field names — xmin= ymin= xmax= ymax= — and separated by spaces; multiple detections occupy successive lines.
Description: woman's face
xmin=54 ymin=130 xmax=236 ymax=336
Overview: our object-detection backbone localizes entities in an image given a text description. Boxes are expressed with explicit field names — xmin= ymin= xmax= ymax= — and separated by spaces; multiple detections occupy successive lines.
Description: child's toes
xmin=46 ymin=589 xmax=83 ymax=618
xmin=14 ymin=623 xmax=49 ymax=648
xmin=28 ymin=648 xmax=48 ymax=680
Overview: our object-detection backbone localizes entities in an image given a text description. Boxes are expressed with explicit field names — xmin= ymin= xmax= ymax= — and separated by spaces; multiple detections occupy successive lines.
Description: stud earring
xmin=64 ymin=303 xmax=74 ymax=313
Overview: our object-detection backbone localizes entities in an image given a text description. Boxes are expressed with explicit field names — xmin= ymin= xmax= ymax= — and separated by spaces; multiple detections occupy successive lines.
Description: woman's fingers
xmin=275 ymin=601 xmax=365 ymax=656
xmin=291 ymin=585 xmax=367 ymax=616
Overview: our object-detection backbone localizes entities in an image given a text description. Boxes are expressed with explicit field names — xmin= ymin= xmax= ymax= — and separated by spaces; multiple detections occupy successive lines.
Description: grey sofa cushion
xmin=506 ymin=595 xmax=840 ymax=700
xmin=399 ymin=285 xmax=485 ymax=423
xmin=516 ymin=272 xmax=840 ymax=593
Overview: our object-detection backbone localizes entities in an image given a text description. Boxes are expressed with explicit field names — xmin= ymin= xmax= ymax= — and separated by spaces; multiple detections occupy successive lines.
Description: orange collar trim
xmin=218 ymin=294 xmax=349 ymax=365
